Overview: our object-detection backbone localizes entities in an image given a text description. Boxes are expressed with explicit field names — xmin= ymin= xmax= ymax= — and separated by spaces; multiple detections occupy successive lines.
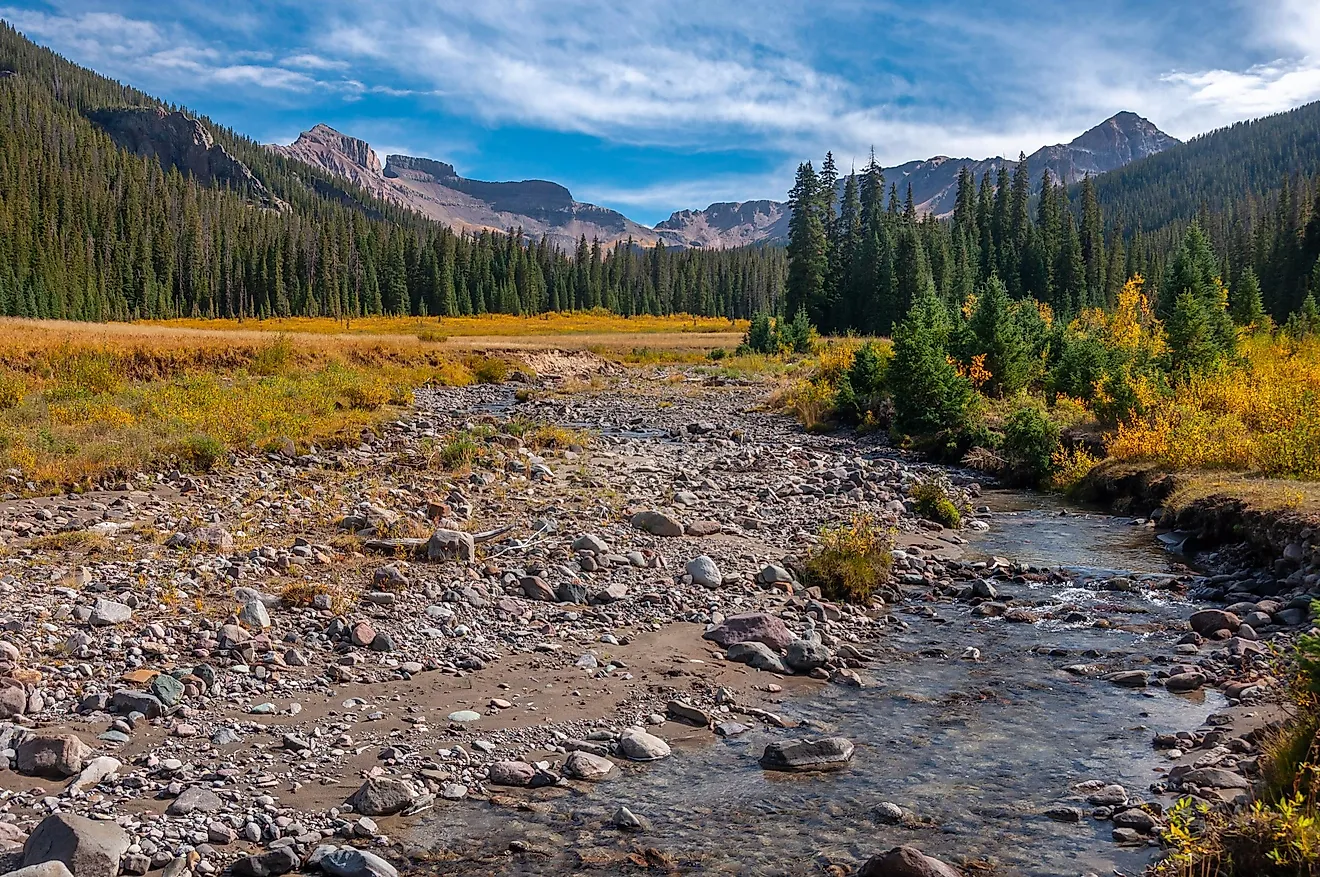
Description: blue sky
xmin=4 ymin=1 xmax=1320 ymax=225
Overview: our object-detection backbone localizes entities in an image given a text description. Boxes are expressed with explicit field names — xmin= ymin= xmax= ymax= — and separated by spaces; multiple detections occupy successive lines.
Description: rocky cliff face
xmin=88 ymin=107 xmax=281 ymax=209
xmin=270 ymin=125 xmax=667 ymax=250
xmin=658 ymin=113 xmax=1180 ymax=245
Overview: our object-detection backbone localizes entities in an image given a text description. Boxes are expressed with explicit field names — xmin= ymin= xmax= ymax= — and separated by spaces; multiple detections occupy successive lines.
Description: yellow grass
xmin=0 ymin=319 xmax=490 ymax=491
xmin=146 ymin=311 xmax=744 ymax=339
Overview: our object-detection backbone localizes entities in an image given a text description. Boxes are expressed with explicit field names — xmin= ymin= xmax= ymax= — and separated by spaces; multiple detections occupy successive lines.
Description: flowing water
xmin=409 ymin=490 xmax=1220 ymax=876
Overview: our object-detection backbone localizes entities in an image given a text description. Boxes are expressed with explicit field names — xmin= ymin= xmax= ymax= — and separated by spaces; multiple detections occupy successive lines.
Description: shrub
xmin=1049 ymin=445 xmax=1100 ymax=491
xmin=471 ymin=357 xmax=510 ymax=384
xmin=911 ymin=476 xmax=962 ymax=528
xmin=1002 ymin=403 xmax=1060 ymax=486
xmin=172 ymin=433 xmax=226 ymax=472
xmin=341 ymin=381 xmax=392 ymax=411
xmin=251 ymin=335 xmax=294 ymax=376
xmin=780 ymin=309 xmax=817 ymax=355
xmin=416 ymin=328 xmax=449 ymax=343
xmin=835 ymin=341 xmax=889 ymax=423
xmin=0 ymin=369 xmax=24 ymax=410
xmin=803 ymin=516 xmax=894 ymax=603
xmin=436 ymin=433 xmax=481 ymax=470
xmin=45 ymin=349 xmax=122 ymax=400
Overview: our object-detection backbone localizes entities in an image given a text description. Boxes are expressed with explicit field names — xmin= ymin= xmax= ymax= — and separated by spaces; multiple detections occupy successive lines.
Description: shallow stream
xmin=410 ymin=489 xmax=1220 ymax=876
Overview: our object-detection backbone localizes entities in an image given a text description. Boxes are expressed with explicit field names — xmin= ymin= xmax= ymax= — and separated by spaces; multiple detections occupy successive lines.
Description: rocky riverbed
xmin=0 ymin=357 xmax=1310 ymax=877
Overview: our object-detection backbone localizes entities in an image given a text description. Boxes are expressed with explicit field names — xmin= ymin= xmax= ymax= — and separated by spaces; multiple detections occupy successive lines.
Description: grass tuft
xmin=803 ymin=515 xmax=894 ymax=603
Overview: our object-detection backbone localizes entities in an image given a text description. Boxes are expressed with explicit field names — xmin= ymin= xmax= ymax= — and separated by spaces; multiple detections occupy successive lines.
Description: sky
xmin=4 ymin=0 xmax=1320 ymax=225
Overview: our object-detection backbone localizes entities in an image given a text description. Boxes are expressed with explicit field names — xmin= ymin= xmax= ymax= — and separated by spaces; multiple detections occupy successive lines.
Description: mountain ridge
xmin=270 ymin=125 xmax=671 ymax=251
xmin=656 ymin=111 xmax=1178 ymax=247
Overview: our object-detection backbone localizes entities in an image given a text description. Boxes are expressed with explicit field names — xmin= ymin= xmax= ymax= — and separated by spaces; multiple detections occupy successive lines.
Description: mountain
xmin=270 ymin=125 xmax=670 ymax=251
xmin=654 ymin=200 xmax=790 ymax=249
xmin=657 ymin=112 xmax=1178 ymax=246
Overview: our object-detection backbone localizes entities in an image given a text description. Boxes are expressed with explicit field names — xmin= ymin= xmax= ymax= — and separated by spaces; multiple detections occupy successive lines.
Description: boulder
xmin=1164 ymin=672 xmax=1205 ymax=693
xmin=519 ymin=576 xmax=557 ymax=602
xmin=858 ymin=846 xmax=963 ymax=877
xmin=67 ymin=756 xmax=122 ymax=794
xmin=685 ymin=555 xmax=722 ymax=587
xmin=629 ymin=510 xmax=684 ymax=537
xmin=702 ymin=612 xmax=795 ymax=652
xmin=238 ymin=599 xmax=271 ymax=629
xmin=22 ymin=813 xmax=129 ymax=877
xmin=230 ymin=847 xmax=301 ymax=877
xmin=88 ymin=598 xmax=132 ymax=627
xmin=1190 ymin=609 xmax=1241 ymax=637
xmin=487 ymin=760 xmax=536 ymax=787
xmin=7 ymin=863 xmax=76 ymax=877
xmin=562 ymin=750 xmax=615 ymax=782
xmin=759 ymin=737 xmax=854 ymax=771
xmin=616 ymin=727 xmax=671 ymax=761
xmin=16 ymin=734 xmax=92 ymax=778
xmin=109 ymin=689 xmax=164 ymax=718
xmin=572 ymin=534 xmax=609 ymax=554
xmin=346 ymin=776 xmax=417 ymax=816
xmin=427 ymin=528 xmax=475 ymax=562
xmin=725 ymin=641 xmax=789 ymax=674
xmin=0 ymin=681 xmax=26 ymax=718
xmin=320 ymin=847 xmax=399 ymax=877
xmin=165 ymin=785 xmax=223 ymax=816
xmin=148 ymin=673 xmax=185 ymax=707
xmin=1178 ymin=767 xmax=1251 ymax=790
xmin=784 ymin=639 xmax=831 ymax=673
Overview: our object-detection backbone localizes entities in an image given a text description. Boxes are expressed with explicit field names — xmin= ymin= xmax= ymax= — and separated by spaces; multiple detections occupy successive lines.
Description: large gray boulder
xmin=725 ymin=641 xmax=790 ymax=674
xmin=759 ymin=737 xmax=855 ymax=771
xmin=1189 ymin=609 xmax=1240 ymax=636
xmin=346 ymin=776 xmax=417 ymax=816
xmin=426 ymin=528 xmax=474 ymax=562
xmin=22 ymin=813 xmax=129 ymax=877
xmin=685 ymin=555 xmax=722 ymax=586
xmin=562 ymin=750 xmax=615 ymax=781
xmin=229 ymin=847 xmax=301 ymax=877
xmin=703 ymin=612 xmax=795 ymax=652
xmin=784 ymin=639 xmax=831 ymax=672
xmin=616 ymin=727 xmax=671 ymax=761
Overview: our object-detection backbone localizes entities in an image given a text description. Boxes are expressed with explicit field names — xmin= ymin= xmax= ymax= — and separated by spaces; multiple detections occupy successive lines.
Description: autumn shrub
xmin=470 ymin=356 xmax=510 ymax=384
xmin=0 ymin=369 xmax=23 ymax=410
xmin=803 ymin=515 xmax=894 ymax=604
xmin=250 ymin=335 xmax=294 ymax=376
xmin=171 ymin=433 xmax=226 ymax=472
xmin=911 ymin=475 xmax=962 ymax=528
xmin=1107 ymin=334 xmax=1320 ymax=478
xmin=44 ymin=348 xmax=122 ymax=400
xmin=1049 ymin=445 xmax=1100 ymax=491
xmin=436 ymin=433 xmax=482 ymax=470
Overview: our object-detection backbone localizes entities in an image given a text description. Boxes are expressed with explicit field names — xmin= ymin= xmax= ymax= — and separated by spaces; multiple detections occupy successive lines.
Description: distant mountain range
xmin=263 ymin=113 xmax=1176 ymax=251
xmin=656 ymin=112 xmax=1178 ymax=247
xmin=269 ymin=124 xmax=668 ymax=251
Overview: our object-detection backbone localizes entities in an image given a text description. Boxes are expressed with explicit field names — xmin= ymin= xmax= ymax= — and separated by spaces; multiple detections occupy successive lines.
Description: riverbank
xmin=0 ymin=362 xmax=1304 ymax=877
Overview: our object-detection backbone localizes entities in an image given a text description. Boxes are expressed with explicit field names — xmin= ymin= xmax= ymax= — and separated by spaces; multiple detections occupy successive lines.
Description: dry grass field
xmin=0 ymin=314 xmax=744 ymax=491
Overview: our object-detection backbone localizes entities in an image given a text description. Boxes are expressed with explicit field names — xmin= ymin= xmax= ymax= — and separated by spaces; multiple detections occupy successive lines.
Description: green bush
xmin=911 ymin=476 xmax=962 ymax=528
xmin=781 ymin=309 xmax=817 ymax=355
xmin=803 ymin=516 xmax=894 ymax=603
xmin=1002 ymin=403 xmax=1060 ymax=486
xmin=835 ymin=341 xmax=889 ymax=423
xmin=172 ymin=433 xmax=226 ymax=472
xmin=471 ymin=357 xmax=510 ymax=384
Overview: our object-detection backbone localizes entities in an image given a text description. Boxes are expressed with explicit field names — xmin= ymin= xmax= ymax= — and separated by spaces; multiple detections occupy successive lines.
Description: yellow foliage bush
xmin=1108 ymin=335 xmax=1320 ymax=478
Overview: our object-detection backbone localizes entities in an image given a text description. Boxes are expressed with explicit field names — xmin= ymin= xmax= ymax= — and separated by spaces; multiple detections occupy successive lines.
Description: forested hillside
xmin=0 ymin=23 xmax=785 ymax=321
xmin=784 ymin=129 xmax=1320 ymax=335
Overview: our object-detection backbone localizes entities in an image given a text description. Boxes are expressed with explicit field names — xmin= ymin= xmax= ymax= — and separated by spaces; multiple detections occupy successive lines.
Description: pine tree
xmin=786 ymin=162 xmax=828 ymax=324
xmin=968 ymin=274 xmax=1030 ymax=396
xmin=1231 ymin=267 xmax=1266 ymax=328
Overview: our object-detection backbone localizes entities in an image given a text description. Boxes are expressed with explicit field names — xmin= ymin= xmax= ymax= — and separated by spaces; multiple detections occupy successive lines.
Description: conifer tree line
xmin=0 ymin=23 xmax=785 ymax=321
xmin=785 ymin=146 xmax=1320 ymax=335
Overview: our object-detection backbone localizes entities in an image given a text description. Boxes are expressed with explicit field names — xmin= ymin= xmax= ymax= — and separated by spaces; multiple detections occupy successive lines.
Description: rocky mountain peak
xmin=88 ymin=106 xmax=282 ymax=210
xmin=384 ymin=154 xmax=458 ymax=183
